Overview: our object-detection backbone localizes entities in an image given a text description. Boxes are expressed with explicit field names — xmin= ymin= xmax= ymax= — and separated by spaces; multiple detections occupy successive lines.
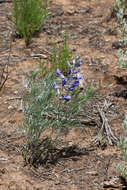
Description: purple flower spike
xmin=53 ymin=82 xmax=59 ymax=89
xmin=54 ymin=55 xmax=83 ymax=101
xmin=56 ymin=68 xmax=64 ymax=79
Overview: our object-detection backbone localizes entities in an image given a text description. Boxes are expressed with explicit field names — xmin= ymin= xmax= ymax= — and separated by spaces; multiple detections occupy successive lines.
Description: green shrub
xmin=116 ymin=0 xmax=127 ymax=67
xmin=12 ymin=0 xmax=50 ymax=45
xmin=116 ymin=115 xmax=127 ymax=177
xmin=117 ymin=49 xmax=127 ymax=68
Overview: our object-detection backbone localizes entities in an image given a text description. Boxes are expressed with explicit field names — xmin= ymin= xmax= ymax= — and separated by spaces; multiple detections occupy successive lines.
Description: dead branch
xmin=0 ymin=32 xmax=12 ymax=91
xmin=0 ymin=64 xmax=9 ymax=91
xmin=94 ymin=105 xmax=118 ymax=145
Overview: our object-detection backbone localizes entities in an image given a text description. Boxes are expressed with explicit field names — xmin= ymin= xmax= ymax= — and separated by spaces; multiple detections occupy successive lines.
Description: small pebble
xmin=67 ymin=9 xmax=75 ymax=15
xmin=112 ymin=40 xmax=123 ymax=49
xmin=14 ymin=90 xmax=18 ymax=95
xmin=8 ymin=105 xmax=13 ymax=110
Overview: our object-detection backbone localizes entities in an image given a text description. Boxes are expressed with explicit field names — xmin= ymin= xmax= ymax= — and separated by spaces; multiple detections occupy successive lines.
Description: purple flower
xmin=66 ymin=80 xmax=79 ymax=91
xmin=56 ymin=68 xmax=61 ymax=75
xmin=56 ymin=68 xmax=65 ymax=79
xmin=79 ymin=60 xmax=83 ymax=66
xmin=66 ymin=61 xmax=73 ymax=75
xmin=76 ymin=75 xmax=83 ymax=80
xmin=64 ymin=95 xmax=71 ymax=101
xmin=66 ymin=87 xmax=75 ymax=91
xmin=59 ymin=95 xmax=71 ymax=101
xmin=73 ymin=68 xmax=80 ymax=74
xmin=72 ymin=80 xmax=79 ymax=87
xmin=72 ymin=56 xmax=83 ymax=68
xmin=53 ymin=82 xmax=59 ymax=89
xmin=62 ymin=78 xmax=67 ymax=86
xmin=68 ymin=68 xmax=73 ymax=75
xmin=66 ymin=61 xmax=71 ymax=68
xmin=74 ymin=60 xmax=83 ymax=67
xmin=72 ymin=75 xmax=83 ymax=80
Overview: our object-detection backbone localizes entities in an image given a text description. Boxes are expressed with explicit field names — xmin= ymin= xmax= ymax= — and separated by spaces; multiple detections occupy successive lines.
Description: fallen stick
xmin=95 ymin=105 xmax=118 ymax=145
xmin=6 ymin=97 xmax=22 ymax=101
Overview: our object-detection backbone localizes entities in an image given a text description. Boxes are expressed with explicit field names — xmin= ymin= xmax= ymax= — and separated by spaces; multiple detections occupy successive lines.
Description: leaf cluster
xmin=39 ymin=35 xmax=72 ymax=75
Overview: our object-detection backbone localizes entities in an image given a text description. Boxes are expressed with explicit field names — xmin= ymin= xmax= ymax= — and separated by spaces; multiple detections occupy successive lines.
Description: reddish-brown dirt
xmin=0 ymin=0 xmax=127 ymax=189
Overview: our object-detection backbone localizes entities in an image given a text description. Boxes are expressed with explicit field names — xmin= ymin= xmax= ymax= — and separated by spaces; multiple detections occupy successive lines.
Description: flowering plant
xmin=22 ymin=56 xmax=95 ymax=165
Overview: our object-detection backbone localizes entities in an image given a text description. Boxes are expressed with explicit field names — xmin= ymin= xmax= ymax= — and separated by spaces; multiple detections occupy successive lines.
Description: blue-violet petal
xmin=53 ymin=82 xmax=59 ymax=89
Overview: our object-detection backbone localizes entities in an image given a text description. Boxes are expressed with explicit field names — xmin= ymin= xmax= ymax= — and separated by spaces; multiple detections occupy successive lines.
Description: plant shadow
xmin=23 ymin=142 xmax=90 ymax=167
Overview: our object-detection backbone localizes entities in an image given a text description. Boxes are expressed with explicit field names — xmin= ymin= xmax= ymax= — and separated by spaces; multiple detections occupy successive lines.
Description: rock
xmin=30 ymin=53 xmax=48 ymax=59
xmin=8 ymin=104 xmax=17 ymax=110
xmin=77 ymin=72 xmax=86 ymax=90
xmin=102 ymin=176 xmax=122 ymax=188
xmin=112 ymin=40 xmax=123 ymax=49
xmin=14 ymin=90 xmax=18 ymax=95
xmin=76 ymin=7 xmax=92 ymax=15
xmin=0 ymin=158 xmax=8 ymax=161
xmin=52 ymin=8 xmax=64 ymax=16
xmin=8 ymin=105 xmax=13 ymax=110
xmin=67 ymin=9 xmax=75 ymax=15
xmin=86 ymin=171 xmax=98 ymax=176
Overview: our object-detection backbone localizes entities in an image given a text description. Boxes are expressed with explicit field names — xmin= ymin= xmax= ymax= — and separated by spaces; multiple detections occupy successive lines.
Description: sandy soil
xmin=0 ymin=0 xmax=127 ymax=189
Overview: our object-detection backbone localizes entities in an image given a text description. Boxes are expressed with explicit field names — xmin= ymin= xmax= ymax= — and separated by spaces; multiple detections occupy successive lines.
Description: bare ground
xmin=0 ymin=0 xmax=127 ymax=189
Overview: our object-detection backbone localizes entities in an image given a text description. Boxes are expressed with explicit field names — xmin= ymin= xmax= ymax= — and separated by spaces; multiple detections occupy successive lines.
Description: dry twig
xmin=0 ymin=32 xmax=12 ymax=91
xmin=94 ymin=104 xmax=118 ymax=145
